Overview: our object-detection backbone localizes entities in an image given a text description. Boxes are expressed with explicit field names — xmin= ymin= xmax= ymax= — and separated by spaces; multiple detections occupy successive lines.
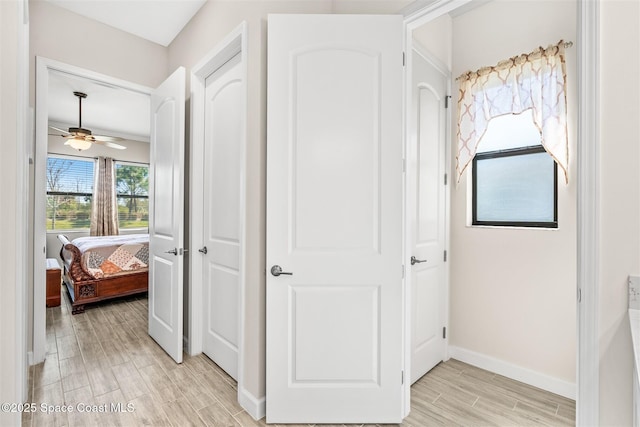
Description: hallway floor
xmin=24 ymin=290 xmax=575 ymax=426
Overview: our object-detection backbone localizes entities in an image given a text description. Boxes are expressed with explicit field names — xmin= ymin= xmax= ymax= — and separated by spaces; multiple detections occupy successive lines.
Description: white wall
xmin=412 ymin=14 xmax=452 ymax=70
xmin=449 ymin=0 xmax=577 ymax=388
xmin=29 ymin=0 xmax=168 ymax=97
xmin=598 ymin=1 xmax=640 ymax=425
xmin=1 ymin=0 xmax=28 ymax=425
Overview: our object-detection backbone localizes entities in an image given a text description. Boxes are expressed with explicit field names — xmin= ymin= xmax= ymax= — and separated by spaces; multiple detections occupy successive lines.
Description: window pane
xmin=115 ymin=163 xmax=149 ymax=229
xmin=46 ymin=157 xmax=94 ymax=230
xmin=477 ymin=110 xmax=542 ymax=153
xmin=46 ymin=157 xmax=94 ymax=194
xmin=475 ymin=152 xmax=555 ymax=223
xmin=46 ymin=195 xmax=92 ymax=230
xmin=117 ymin=197 xmax=149 ymax=228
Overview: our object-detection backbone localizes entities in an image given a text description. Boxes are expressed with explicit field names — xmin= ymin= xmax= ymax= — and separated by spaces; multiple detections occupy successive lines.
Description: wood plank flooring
xmin=24 ymin=289 xmax=575 ymax=426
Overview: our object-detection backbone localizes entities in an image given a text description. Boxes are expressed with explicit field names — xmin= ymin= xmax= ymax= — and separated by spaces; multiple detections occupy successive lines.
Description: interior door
xmin=201 ymin=53 xmax=242 ymax=379
xmin=148 ymin=67 xmax=186 ymax=364
xmin=266 ymin=14 xmax=404 ymax=424
xmin=409 ymin=48 xmax=448 ymax=384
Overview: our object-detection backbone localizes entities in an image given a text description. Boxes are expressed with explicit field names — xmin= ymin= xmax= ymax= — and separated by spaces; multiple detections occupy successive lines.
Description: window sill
xmin=466 ymin=224 xmax=560 ymax=231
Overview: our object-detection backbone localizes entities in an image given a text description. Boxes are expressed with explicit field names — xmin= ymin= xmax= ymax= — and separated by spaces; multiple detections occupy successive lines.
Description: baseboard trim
xmin=238 ymin=386 xmax=265 ymax=421
xmin=448 ymin=345 xmax=576 ymax=400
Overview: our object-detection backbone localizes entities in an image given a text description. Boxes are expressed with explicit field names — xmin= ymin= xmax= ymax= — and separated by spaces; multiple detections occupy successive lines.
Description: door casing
xmin=33 ymin=57 xmax=153 ymax=364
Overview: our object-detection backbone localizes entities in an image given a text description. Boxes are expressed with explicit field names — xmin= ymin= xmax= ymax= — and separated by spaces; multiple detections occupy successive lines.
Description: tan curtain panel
xmin=456 ymin=40 xmax=569 ymax=183
xmin=90 ymin=156 xmax=119 ymax=236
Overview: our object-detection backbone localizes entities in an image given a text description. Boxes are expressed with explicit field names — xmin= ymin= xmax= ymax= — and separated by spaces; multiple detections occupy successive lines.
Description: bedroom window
xmin=471 ymin=112 xmax=558 ymax=228
xmin=115 ymin=162 xmax=149 ymax=229
xmin=456 ymin=41 xmax=569 ymax=229
xmin=46 ymin=156 xmax=94 ymax=230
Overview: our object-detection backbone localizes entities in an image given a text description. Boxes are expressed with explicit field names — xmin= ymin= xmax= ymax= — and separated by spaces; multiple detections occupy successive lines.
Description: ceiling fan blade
xmin=49 ymin=126 xmax=70 ymax=135
xmin=91 ymin=134 xmax=124 ymax=142
xmin=92 ymin=140 xmax=127 ymax=150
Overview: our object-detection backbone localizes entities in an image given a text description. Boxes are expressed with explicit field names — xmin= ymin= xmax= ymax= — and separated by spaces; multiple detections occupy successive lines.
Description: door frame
xmin=402 ymin=0 xmax=599 ymax=424
xmin=188 ymin=21 xmax=251 ymax=415
xmin=33 ymin=57 xmax=152 ymax=363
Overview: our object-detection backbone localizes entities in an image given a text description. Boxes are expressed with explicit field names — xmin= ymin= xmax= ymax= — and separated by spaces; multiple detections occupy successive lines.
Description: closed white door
xmin=148 ymin=67 xmax=186 ymax=364
xmin=409 ymin=48 xmax=448 ymax=384
xmin=266 ymin=14 xmax=404 ymax=424
xmin=201 ymin=53 xmax=242 ymax=380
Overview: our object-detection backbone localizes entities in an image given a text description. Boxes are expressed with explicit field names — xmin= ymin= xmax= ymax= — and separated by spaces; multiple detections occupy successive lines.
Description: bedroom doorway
xmin=29 ymin=57 xmax=184 ymax=364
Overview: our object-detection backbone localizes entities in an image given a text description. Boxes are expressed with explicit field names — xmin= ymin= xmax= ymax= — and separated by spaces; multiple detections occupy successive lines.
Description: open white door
xmin=266 ymin=14 xmax=404 ymax=424
xmin=149 ymin=67 xmax=186 ymax=364
xmin=409 ymin=48 xmax=448 ymax=384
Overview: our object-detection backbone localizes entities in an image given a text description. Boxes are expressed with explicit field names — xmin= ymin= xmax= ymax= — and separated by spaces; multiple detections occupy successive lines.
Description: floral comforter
xmin=72 ymin=234 xmax=149 ymax=279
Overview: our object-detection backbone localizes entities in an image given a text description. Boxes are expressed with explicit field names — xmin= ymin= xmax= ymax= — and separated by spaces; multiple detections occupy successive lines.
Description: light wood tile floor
xmin=24 ymin=289 xmax=575 ymax=426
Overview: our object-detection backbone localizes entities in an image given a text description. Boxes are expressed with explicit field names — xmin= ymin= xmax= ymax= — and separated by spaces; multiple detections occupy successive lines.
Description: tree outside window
xmin=115 ymin=163 xmax=149 ymax=229
xmin=46 ymin=157 xmax=93 ymax=230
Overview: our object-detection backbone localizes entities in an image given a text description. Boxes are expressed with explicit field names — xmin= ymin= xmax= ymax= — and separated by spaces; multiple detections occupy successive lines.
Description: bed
xmin=57 ymin=233 xmax=149 ymax=314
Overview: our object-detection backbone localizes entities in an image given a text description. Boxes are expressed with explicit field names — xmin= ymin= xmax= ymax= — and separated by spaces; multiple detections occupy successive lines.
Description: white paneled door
xmin=201 ymin=53 xmax=242 ymax=380
xmin=409 ymin=49 xmax=448 ymax=384
xmin=149 ymin=67 xmax=186 ymax=364
xmin=266 ymin=14 xmax=404 ymax=424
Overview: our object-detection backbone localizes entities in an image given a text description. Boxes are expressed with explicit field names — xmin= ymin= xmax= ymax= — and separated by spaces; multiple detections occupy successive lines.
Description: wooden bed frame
xmin=58 ymin=234 xmax=148 ymax=314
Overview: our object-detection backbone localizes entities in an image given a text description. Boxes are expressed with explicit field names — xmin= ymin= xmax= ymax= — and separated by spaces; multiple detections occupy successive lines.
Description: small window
xmin=115 ymin=162 xmax=149 ymax=229
xmin=472 ymin=112 xmax=558 ymax=228
xmin=46 ymin=156 xmax=94 ymax=230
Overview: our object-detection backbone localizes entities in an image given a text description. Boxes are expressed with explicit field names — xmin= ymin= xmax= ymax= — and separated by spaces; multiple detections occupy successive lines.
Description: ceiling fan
xmin=48 ymin=91 xmax=127 ymax=151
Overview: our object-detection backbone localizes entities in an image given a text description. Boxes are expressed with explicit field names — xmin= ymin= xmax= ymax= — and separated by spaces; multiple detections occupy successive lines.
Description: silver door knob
xmin=411 ymin=256 xmax=426 ymax=265
xmin=165 ymin=248 xmax=178 ymax=256
xmin=271 ymin=265 xmax=293 ymax=276
xmin=198 ymin=246 xmax=208 ymax=254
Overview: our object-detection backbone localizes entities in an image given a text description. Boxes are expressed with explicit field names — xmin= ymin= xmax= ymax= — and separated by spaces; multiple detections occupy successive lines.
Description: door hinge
xmin=401 ymin=370 xmax=404 ymax=385
xmin=402 ymin=52 xmax=405 ymax=67
xmin=402 ymin=264 xmax=405 ymax=279
xmin=402 ymin=158 xmax=406 ymax=173
xmin=443 ymin=327 xmax=447 ymax=339
xmin=444 ymin=173 xmax=448 ymax=186
xmin=577 ymin=287 xmax=582 ymax=303
xmin=444 ymin=250 xmax=447 ymax=262
xmin=445 ymin=95 xmax=451 ymax=109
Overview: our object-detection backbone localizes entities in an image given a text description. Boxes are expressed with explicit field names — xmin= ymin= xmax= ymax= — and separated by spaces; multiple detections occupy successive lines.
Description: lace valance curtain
xmin=90 ymin=156 xmax=119 ymax=236
xmin=456 ymin=40 xmax=569 ymax=183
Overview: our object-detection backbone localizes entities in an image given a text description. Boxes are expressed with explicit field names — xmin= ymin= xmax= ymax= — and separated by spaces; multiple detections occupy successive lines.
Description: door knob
xmin=198 ymin=246 xmax=208 ymax=254
xmin=411 ymin=256 xmax=426 ymax=265
xmin=165 ymin=248 xmax=178 ymax=256
xmin=271 ymin=265 xmax=293 ymax=276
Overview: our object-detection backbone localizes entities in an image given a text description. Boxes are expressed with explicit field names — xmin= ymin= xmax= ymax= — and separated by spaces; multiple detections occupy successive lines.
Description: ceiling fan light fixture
xmin=66 ymin=137 xmax=92 ymax=151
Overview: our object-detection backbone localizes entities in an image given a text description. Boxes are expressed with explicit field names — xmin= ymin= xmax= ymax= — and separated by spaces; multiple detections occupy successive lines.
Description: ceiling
xmin=48 ymin=70 xmax=151 ymax=141
xmin=43 ymin=0 xmax=207 ymax=47
xmin=44 ymin=0 xmax=484 ymax=143
xmin=44 ymin=0 xmax=207 ymax=142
